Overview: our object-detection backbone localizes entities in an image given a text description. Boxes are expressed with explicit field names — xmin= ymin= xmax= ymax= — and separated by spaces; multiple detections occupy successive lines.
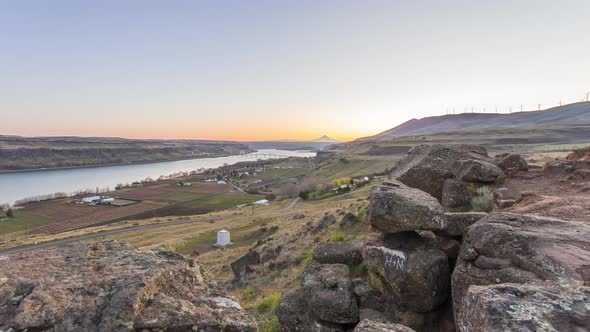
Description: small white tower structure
xmin=216 ymin=229 xmax=231 ymax=247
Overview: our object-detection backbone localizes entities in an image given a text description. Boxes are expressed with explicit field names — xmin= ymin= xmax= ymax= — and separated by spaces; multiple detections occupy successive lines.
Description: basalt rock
xmin=367 ymin=181 xmax=446 ymax=234
xmin=0 ymin=241 xmax=256 ymax=331
xmin=496 ymin=153 xmax=528 ymax=175
xmin=439 ymin=212 xmax=488 ymax=237
xmin=457 ymin=282 xmax=590 ymax=332
xmin=441 ymin=179 xmax=471 ymax=211
xmin=363 ymin=246 xmax=450 ymax=313
xmin=456 ymin=159 xmax=505 ymax=183
xmin=313 ymin=240 xmax=364 ymax=266
xmin=277 ymin=262 xmax=359 ymax=330
xmin=390 ymin=144 xmax=494 ymax=200
xmin=339 ymin=212 xmax=359 ymax=227
xmin=231 ymin=250 xmax=260 ymax=284
xmin=452 ymin=213 xmax=590 ymax=323
xmin=354 ymin=319 xmax=416 ymax=332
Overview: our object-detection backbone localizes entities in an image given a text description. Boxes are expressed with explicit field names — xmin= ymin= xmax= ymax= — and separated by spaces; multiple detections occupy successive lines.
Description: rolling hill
xmin=359 ymin=102 xmax=590 ymax=141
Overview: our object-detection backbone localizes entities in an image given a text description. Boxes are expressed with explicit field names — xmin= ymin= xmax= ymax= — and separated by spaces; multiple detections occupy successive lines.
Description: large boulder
xmin=363 ymin=246 xmax=450 ymax=313
xmin=390 ymin=144 xmax=493 ymax=200
xmin=441 ymin=179 xmax=471 ymax=210
xmin=354 ymin=319 xmax=416 ymax=332
xmin=452 ymin=213 xmax=590 ymax=322
xmin=456 ymin=159 xmax=505 ymax=183
xmin=496 ymin=153 xmax=528 ymax=175
xmin=457 ymin=282 xmax=590 ymax=331
xmin=231 ymin=250 xmax=260 ymax=284
xmin=368 ymin=181 xmax=446 ymax=234
xmin=544 ymin=159 xmax=590 ymax=178
xmin=0 ymin=241 xmax=256 ymax=331
xmin=277 ymin=262 xmax=359 ymax=330
xmin=439 ymin=212 xmax=488 ymax=237
xmin=313 ymin=240 xmax=364 ymax=266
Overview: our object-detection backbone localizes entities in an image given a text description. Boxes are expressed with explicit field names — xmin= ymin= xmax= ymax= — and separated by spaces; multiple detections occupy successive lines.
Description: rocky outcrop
xmin=0 ymin=241 xmax=256 ymax=331
xmin=231 ymin=250 xmax=261 ymax=285
xmin=496 ymin=153 xmax=528 ymax=175
xmin=340 ymin=212 xmax=359 ymax=227
xmin=456 ymin=159 xmax=504 ymax=183
xmin=544 ymin=159 xmax=590 ymax=178
xmin=354 ymin=319 xmax=416 ymax=332
xmin=452 ymin=213 xmax=590 ymax=323
xmin=439 ymin=212 xmax=487 ymax=237
xmin=363 ymin=246 xmax=450 ymax=313
xmin=368 ymin=181 xmax=446 ymax=233
xmin=390 ymin=144 xmax=503 ymax=200
xmin=457 ymin=282 xmax=590 ymax=331
xmin=441 ymin=179 xmax=471 ymax=211
xmin=277 ymin=262 xmax=358 ymax=331
xmin=363 ymin=181 xmax=454 ymax=330
xmin=313 ymin=240 xmax=364 ymax=265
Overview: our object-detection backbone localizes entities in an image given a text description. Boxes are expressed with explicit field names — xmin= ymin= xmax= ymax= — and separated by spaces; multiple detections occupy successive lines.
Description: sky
xmin=1 ymin=0 xmax=589 ymax=142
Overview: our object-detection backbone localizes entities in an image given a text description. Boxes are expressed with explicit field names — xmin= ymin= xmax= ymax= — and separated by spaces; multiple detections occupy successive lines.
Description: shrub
xmin=255 ymin=291 xmax=282 ymax=332
xmin=356 ymin=207 xmax=367 ymax=222
xmin=299 ymin=191 xmax=310 ymax=200
xmin=330 ymin=232 xmax=345 ymax=242
xmin=471 ymin=186 xmax=495 ymax=212
xmin=6 ymin=209 xmax=14 ymax=218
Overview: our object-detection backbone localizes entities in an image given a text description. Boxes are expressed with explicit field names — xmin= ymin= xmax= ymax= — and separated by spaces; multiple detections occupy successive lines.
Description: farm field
xmin=0 ymin=180 xmax=261 ymax=242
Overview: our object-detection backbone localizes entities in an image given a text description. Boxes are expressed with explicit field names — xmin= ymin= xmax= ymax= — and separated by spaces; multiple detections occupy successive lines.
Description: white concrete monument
xmin=216 ymin=229 xmax=231 ymax=247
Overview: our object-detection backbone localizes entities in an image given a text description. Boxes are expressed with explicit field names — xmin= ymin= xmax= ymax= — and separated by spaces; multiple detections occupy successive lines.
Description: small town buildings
xmin=82 ymin=196 xmax=101 ymax=204
xmin=216 ymin=230 xmax=231 ymax=247
xmin=253 ymin=199 xmax=269 ymax=206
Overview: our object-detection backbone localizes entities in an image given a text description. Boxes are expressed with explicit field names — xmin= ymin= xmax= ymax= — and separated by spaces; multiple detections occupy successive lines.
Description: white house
xmin=253 ymin=199 xmax=269 ymax=206
xmin=100 ymin=198 xmax=115 ymax=204
xmin=216 ymin=230 xmax=231 ymax=247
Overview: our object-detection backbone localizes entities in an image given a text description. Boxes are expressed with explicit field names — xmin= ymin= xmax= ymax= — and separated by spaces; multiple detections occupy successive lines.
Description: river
xmin=0 ymin=149 xmax=316 ymax=205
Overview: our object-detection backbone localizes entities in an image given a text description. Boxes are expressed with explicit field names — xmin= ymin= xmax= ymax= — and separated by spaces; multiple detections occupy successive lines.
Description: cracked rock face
xmin=363 ymin=246 xmax=450 ymax=313
xmin=452 ymin=213 xmax=590 ymax=323
xmin=368 ymin=181 xmax=446 ymax=234
xmin=457 ymin=282 xmax=590 ymax=332
xmin=0 ymin=241 xmax=256 ymax=332
xmin=390 ymin=144 xmax=495 ymax=200
xmin=277 ymin=262 xmax=359 ymax=331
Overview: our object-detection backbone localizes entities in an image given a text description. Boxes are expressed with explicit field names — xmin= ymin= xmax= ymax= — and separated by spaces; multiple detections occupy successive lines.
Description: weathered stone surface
xmin=231 ymin=250 xmax=260 ymax=284
xmin=0 ymin=241 xmax=256 ymax=331
xmin=492 ymin=187 xmax=522 ymax=202
xmin=441 ymin=179 xmax=471 ymax=210
xmin=441 ymin=212 xmax=488 ymax=237
xmin=363 ymin=246 xmax=450 ymax=312
xmin=544 ymin=159 xmax=590 ymax=177
xmin=496 ymin=153 xmax=528 ymax=174
xmin=457 ymin=282 xmax=590 ymax=332
xmin=354 ymin=319 xmax=416 ymax=332
xmin=313 ymin=240 xmax=364 ymax=265
xmin=368 ymin=181 xmax=446 ymax=234
xmin=277 ymin=262 xmax=358 ymax=330
xmin=358 ymin=309 xmax=390 ymax=323
xmin=353 ymin=279 xmax=385 ymax=311
xmin=452 ymin=213 xmax=590 ymax=322
xmin=313 ymin=213 xmax=337 ymax=234
xmin=339 ymin=212 xmax=358 ymax=227
xmin=456 ymin=159 xmax=505 ymax=183
xmin=497 ymin=199 xmax=516 ymax=209
xmin=390 ymin=144 xmax=492 ymax=200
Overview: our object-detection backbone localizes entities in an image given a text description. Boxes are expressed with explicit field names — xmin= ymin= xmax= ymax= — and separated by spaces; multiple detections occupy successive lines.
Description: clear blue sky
xmin=1 ymin=0 xmax=589 ymax=140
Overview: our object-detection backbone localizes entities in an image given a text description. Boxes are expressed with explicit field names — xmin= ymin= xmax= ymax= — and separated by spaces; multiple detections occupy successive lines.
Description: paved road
xmin=0 ymin=198 xmax=301 ymax=255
